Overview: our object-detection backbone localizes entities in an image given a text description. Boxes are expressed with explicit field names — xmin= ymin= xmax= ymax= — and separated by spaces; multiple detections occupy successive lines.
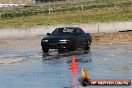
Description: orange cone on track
xmin=69 ymin=55 xmax=77 ymax=69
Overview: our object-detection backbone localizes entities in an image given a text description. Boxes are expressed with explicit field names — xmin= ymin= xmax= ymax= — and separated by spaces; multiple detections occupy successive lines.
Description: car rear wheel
xmin=42 ymin=47 xmax=49 ymax=53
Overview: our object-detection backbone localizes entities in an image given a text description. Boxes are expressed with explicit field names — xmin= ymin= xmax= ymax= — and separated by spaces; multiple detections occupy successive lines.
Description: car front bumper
xmin=41 ymin=41 xmax=73 ymax=49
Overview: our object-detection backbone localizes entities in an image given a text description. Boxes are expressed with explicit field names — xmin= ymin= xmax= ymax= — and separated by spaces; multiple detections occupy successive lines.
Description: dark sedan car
xmin=41 ymin=27 xmax=92 ymax=53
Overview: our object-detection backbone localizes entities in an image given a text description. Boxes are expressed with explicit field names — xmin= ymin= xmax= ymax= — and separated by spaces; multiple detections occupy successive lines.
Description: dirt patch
xmin=0 ymin=36 xmax=43 ymax=48
xmin=92 ymin=32 xmax=132 ymax=44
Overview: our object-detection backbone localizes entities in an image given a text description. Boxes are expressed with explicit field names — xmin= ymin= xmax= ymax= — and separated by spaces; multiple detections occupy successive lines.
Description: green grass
xmin=1 ymin=0 xmax=132 ymax=28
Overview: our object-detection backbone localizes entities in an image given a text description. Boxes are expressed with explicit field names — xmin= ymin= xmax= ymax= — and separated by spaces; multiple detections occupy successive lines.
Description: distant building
xmin=0 ymin=0 xmax=94 ymax=4
xmin=34 ymin=0 xmax=66 ymax=3
xmin=0 ymin=0 xmax=66 ymax=4
xmin=0 ymin=0 xmax=33 ymax=4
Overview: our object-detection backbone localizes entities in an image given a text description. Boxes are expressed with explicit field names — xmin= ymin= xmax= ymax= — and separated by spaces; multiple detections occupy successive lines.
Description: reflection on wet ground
xmin=0 ymin=37 xmax=132 ymax=88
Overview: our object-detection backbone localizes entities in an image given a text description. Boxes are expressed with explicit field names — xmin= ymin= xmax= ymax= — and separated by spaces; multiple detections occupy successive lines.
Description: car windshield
xmin=51 ymin=28 xmax=76 ymax=36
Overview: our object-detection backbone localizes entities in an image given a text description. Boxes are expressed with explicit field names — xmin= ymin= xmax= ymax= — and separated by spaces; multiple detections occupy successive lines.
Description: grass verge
xmin=1 ymin=0 xmax=132 ymax=28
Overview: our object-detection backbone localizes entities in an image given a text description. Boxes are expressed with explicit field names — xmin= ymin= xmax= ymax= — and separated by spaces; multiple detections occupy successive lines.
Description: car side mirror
xmin=47 ymin=33 xmax=51 ymax=36
xmin=87 ymin=33 xmax=90 ymax=35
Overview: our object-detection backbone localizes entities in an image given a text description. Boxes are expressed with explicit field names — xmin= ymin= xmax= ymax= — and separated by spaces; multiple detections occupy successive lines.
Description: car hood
xmin=42 ymin=36 xmax=75 ymax=40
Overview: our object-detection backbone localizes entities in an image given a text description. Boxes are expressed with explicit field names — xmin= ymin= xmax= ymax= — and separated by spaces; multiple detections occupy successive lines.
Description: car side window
xmin=52 ymin=29 xmax=58 ymax=35
xmin=52 ymin=29 xmax=63 ymax=35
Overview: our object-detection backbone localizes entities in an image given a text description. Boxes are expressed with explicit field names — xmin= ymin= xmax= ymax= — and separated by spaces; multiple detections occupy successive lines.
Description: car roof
xmin=56 ymin=27 xmax=81 ymax=29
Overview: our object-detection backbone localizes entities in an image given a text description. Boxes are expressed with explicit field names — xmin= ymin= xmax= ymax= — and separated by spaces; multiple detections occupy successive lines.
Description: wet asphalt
xmin=0 ymin=36 xmax=132 ymax=88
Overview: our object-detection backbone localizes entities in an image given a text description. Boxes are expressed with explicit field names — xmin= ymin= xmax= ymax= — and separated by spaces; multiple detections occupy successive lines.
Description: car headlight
xmin=42 ymin=40 xmax=48 ymax=42
xmin=59 ymin=40 xmax=70 ymax=42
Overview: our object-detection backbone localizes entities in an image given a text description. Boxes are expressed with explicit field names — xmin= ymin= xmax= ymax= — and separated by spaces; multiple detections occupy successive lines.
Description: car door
xmin=76 ymin=28 xmax=86 ymax=48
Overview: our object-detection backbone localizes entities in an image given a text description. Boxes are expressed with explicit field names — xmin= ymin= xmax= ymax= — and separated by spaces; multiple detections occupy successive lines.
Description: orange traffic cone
xmin=69 ymin=55 xmax=77 ymax=69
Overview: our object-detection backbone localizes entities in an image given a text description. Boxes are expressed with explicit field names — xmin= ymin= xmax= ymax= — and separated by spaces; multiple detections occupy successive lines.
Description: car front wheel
xmin=84 ymin=42 xmax=90 ymax=51
xmin=58 ymin=49 xmax=65 ymax=53
xmin=42 ymin=47 xmax=49 ymax=53
xmin=84 ymin=46 xmax=90 ymax=51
